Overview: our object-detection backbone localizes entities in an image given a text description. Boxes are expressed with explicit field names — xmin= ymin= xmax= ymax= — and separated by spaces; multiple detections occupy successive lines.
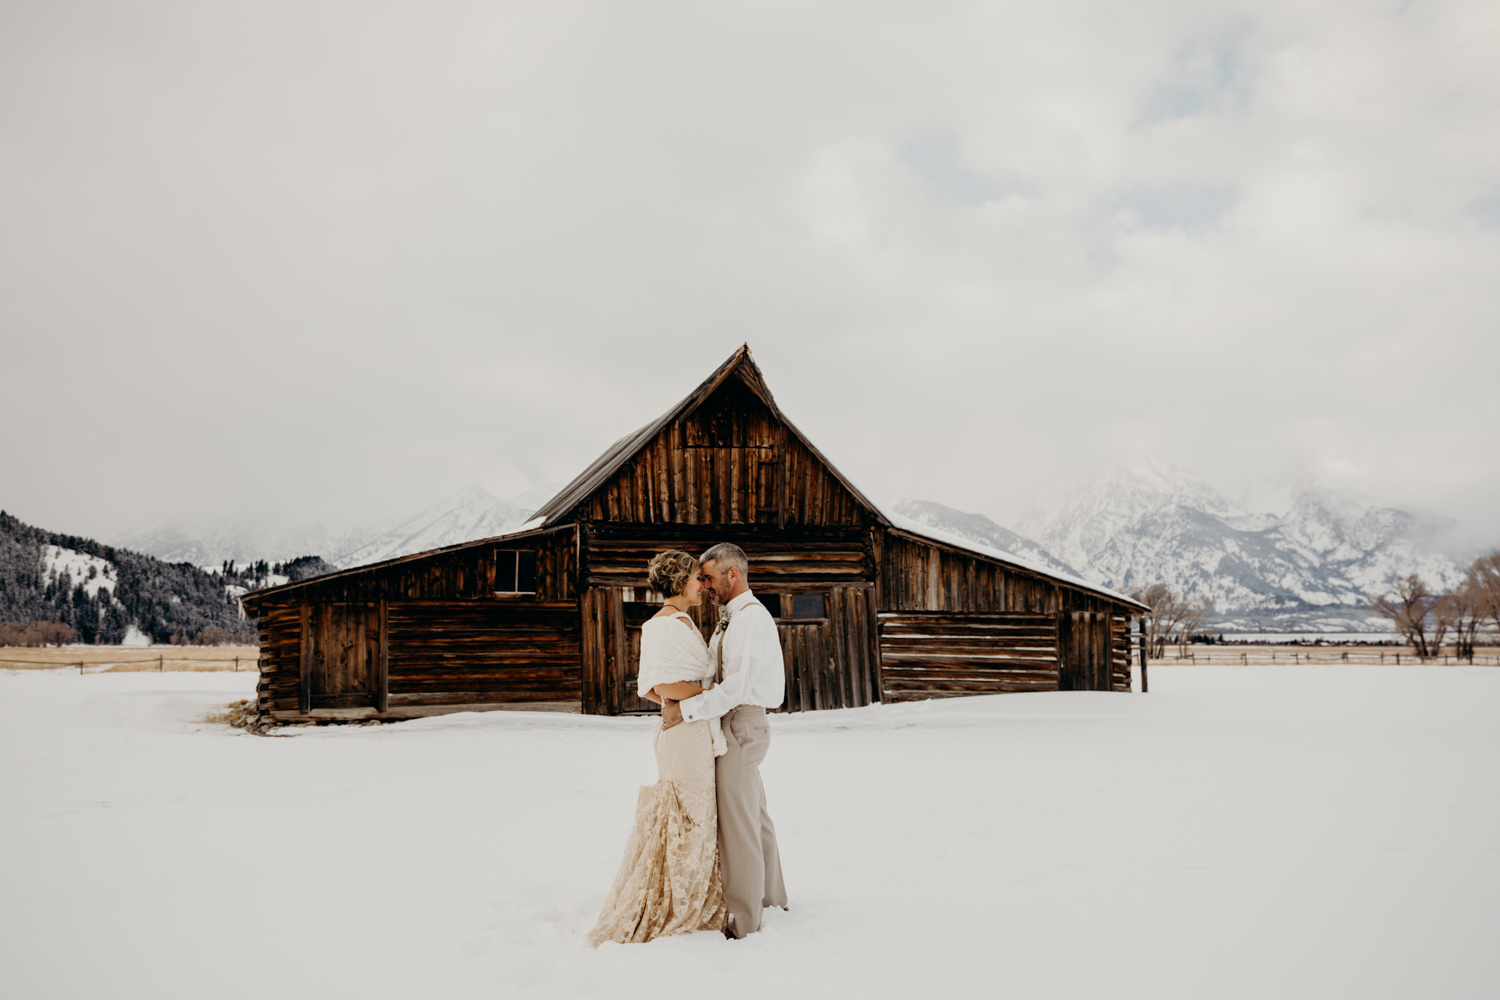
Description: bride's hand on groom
xmin=660 ymin=698 xmax=683 ymax=730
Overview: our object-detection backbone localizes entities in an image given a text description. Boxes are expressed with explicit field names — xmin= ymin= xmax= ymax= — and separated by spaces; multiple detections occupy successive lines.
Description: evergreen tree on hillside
xmin=0 ymin=511 xmax=249 ymax=643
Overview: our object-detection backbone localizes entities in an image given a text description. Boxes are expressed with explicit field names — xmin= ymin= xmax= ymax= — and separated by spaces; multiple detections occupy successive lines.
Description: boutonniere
xmin=714 ymin=608 xmax=733 ymax=636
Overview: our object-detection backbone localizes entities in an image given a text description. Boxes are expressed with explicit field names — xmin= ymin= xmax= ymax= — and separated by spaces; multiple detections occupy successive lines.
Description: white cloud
xmin=2 ymin=0 xmax=1497 ymax=545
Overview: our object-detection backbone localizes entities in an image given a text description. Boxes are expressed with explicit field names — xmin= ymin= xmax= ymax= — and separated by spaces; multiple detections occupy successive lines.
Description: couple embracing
xmin=588 ymin=543 xmax=788 ymax=945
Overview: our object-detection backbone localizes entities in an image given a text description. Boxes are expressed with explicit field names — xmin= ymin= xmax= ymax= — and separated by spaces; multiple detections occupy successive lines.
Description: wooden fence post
xmin=299 ymin=601 xmax=312 ymax=715
xmin=377 ymin=598 xmax=389 ymax=715
xmin=1138 ymin=620 xmax=1149 ymax=694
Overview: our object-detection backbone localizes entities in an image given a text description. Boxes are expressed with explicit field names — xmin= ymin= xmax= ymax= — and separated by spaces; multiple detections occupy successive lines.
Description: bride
xmin=587 ymin=549 xmax=728 ymax=945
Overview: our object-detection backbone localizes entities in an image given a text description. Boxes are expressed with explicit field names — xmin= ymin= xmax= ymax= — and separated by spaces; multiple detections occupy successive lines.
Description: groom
xmin=660 ymin=542 xmax=788 ymax=938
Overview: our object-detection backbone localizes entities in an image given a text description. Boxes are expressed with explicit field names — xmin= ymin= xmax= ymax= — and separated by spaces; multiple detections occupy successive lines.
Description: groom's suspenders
xmin=714 ymin=626 xmax=725 ymax=685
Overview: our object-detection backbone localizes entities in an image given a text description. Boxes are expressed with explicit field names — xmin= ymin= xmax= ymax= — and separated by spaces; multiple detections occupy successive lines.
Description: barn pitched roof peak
xmin=527 ymin=344 xmax=885 ymax=527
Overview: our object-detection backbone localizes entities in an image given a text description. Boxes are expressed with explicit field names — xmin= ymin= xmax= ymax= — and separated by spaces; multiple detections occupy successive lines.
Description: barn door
xmin=1057 ymin=611 xmax=1112 ymax=691
xmin=299 ymin=601 xmax=381 ymax=712
xmin=582 ymin=588 xmax=712 ymax=716
xmin=620 ymin=601 xmax=667 ymax=714
xmin=777 ymin=622 xmax=831 ymax=712
xmin=775 ymin=588 xmax=879 ymax=712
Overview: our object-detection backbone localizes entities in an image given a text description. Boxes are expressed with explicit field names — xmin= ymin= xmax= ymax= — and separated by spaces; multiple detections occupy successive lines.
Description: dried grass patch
xmin=0 ymin=646 xmax=259 ymax=673
xmin=202 ymin=698 xmax=274 ymax=735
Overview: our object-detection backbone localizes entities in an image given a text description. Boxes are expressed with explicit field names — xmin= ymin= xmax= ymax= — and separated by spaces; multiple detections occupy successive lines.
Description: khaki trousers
xmin=716 ymin=705 xmax=787 ymax=937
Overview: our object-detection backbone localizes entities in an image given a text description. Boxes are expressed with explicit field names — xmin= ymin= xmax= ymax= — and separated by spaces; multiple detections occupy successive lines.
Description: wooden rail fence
xmin=0 ymin=654 xmax=251 ymax=673
xmin=1157 ymin=649 xmax=1500 ymax=667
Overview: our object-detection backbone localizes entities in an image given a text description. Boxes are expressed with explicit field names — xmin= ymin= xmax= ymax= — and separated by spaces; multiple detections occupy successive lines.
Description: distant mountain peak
xmin=1014 ymin=462 xmax=1465 ymax=631
xmin=888 ymin=499 xmax=1082 ymax=579
xmin=111 ymin=484 xmax=549 ymax=569
xmin=329 ymin=486 xmax=531 ymax=568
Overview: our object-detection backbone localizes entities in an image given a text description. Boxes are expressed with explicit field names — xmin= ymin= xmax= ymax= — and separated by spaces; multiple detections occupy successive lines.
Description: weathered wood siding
xmin=245 ymin=528 xmax=582 ymax=721
xmin=256 ymin=598 xmax=581 ymax=720
xmin=254 ymin=599 xmax=301 ymax=718
xmin=584 ymin=375 xmax=867 ymax=528
xmin=1057 ymin=611 xmax=1115 ymax=692
xmin=583 ymin=524 xmax=870 ymax=590
xmin=1111 ymin=614 xmax=1132 ymax=692
xmin=385 ymin=600 xmax=580 ymax=708
xmin=244 ymin=527 xmax=577 ymax=609
xmin=302 ymin=601 xmax=381 ymax=711
xmin=778 ymin=586 xmax=880 ymax=712
xmin=878 ymin=612 xmax=1059 ymax=700
xmin=877 ymin=533 xmax=1137 ymax=698
xmin=879 ymin=533 xmax=1060 ymax=613
xmin=580 ymin=589 xmax=666 ymax=716
xmin=580 ymin=587 xmax=624 ymax=716
xmin=878 ymin=531 xmax=1131 ymax=617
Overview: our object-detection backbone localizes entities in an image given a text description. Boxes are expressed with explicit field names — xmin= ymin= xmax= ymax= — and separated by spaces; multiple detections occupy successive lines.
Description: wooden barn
xmin=241 ymin=346 xmax=1147 ymax=722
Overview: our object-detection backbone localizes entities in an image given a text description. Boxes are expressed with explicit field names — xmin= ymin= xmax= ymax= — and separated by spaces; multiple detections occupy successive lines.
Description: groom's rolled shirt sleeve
xmin=679 ymin=649 xmax=751 ymax=723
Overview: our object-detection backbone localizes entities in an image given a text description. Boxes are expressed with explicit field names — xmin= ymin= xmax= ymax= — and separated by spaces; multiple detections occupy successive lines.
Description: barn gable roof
xmin=526 ymin=344 xmax=886 ymax=528
xmin=242 ymin=345 xmax=1146 ymax=613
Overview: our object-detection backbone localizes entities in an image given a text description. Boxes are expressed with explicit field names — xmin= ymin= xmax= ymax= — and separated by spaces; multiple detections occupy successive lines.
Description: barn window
xmin=756 ymin=593 xmax=783 ymax=618
xmin=791 ymin=594 xmax=825 ymax=619
xmin=495 ymin=550 xmax=537 ymax=593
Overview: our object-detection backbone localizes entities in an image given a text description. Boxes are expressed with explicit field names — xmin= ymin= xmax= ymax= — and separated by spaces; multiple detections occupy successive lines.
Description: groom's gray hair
xmin=699 ymin=542 xmax=748 ymax=577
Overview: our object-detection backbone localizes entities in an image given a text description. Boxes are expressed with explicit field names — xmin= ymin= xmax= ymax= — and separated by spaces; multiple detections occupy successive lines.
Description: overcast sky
xmin=3 ymin=0 xmax=1498 ymax=545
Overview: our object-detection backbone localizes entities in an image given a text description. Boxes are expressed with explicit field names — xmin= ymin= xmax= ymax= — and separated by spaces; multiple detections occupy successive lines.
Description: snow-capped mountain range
xmin=330 ymin=486 xmax=533 ymax=568
xmin=888 ymin=500 xmax=1084 ymax=579
xmin=115 ymin=508 xmax=335 ymax=569
xmin=116 ymin=464 xmax=1482 ymax=633
xmin=1003 ymin=461 xmax=1469 ymax=631
xmin=115 ymin=485 xmax=551 ymax=570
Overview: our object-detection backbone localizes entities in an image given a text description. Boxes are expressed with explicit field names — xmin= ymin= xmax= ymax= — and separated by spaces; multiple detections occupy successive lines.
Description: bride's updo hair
xmin=646 ymin=549 xmax=698 ymax=598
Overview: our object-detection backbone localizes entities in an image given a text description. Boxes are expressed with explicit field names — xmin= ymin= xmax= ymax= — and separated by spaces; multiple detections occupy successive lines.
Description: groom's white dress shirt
xmin=679 ymin=589 xmax=785 ymax=723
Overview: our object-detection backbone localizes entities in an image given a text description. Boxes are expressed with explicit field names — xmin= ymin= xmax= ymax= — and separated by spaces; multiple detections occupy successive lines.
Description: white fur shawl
xmin=637 ymin=614 xmax=726 ymax=757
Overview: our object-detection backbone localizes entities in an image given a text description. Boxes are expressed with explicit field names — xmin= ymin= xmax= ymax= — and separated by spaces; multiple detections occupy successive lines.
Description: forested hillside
xmin=0 ymin=511 xmax=251 ymax=643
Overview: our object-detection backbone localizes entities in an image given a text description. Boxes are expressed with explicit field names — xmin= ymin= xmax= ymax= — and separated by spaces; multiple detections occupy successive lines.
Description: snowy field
xmin=2 ymin=667 xmax=1497 ymax=999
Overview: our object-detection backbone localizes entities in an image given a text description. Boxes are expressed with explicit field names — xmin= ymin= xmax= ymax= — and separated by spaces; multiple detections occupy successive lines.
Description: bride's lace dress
xmin=587 ymin=615 xmax=727 ymax=946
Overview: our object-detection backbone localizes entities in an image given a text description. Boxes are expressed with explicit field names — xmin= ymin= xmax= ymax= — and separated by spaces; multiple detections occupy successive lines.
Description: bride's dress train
xmin=587 ymin=716 xmax=727 ymax=945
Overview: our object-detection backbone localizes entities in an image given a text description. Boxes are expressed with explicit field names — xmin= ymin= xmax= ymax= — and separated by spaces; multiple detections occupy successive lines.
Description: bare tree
xmin=0 ymin=621 xmax=77 ymax=646
xmin=193 ymin=625 xmax=229 ymax=646
xmin=1128 ymin=583 xmax=1214 ymax=657
xmin=1468 ymin=551 xmax=1500 ymax=635
xmin=1369 ymin=575 xmax=1445 ymax=658
xmin=1178 ymin=594 xmax=1213 ymax=645
xmin=1436 ymin=584 xmax=1481 ymax=662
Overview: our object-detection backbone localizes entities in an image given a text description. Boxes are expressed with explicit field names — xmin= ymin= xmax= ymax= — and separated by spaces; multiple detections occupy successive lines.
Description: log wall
xmin=255 ymin=599 xmax=301 ymax=718
xmin=255 ymin=597 xmax=581 ymax=720
xmin=1111 ymin=614 xmax=1132 ymax=692
xmin=246 ymin=526 xmax=583 ymax=721
xmin=879 ymin=533 xmax=1060 ymax=613
xmin=877 ymin=533 xmax=1138 ymax=697
xmin=583 ymin=523 xmax=870 ymax=590
xmin=878 ymin=532 xmax=1128 ymax=616
xmin=386 ymin=600 xmax=580 ymax=709
xmin=878 ymin=612 xmax=1060 ymax=700
xmin=1058 ymin=611 xmax=1114 ymax=692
